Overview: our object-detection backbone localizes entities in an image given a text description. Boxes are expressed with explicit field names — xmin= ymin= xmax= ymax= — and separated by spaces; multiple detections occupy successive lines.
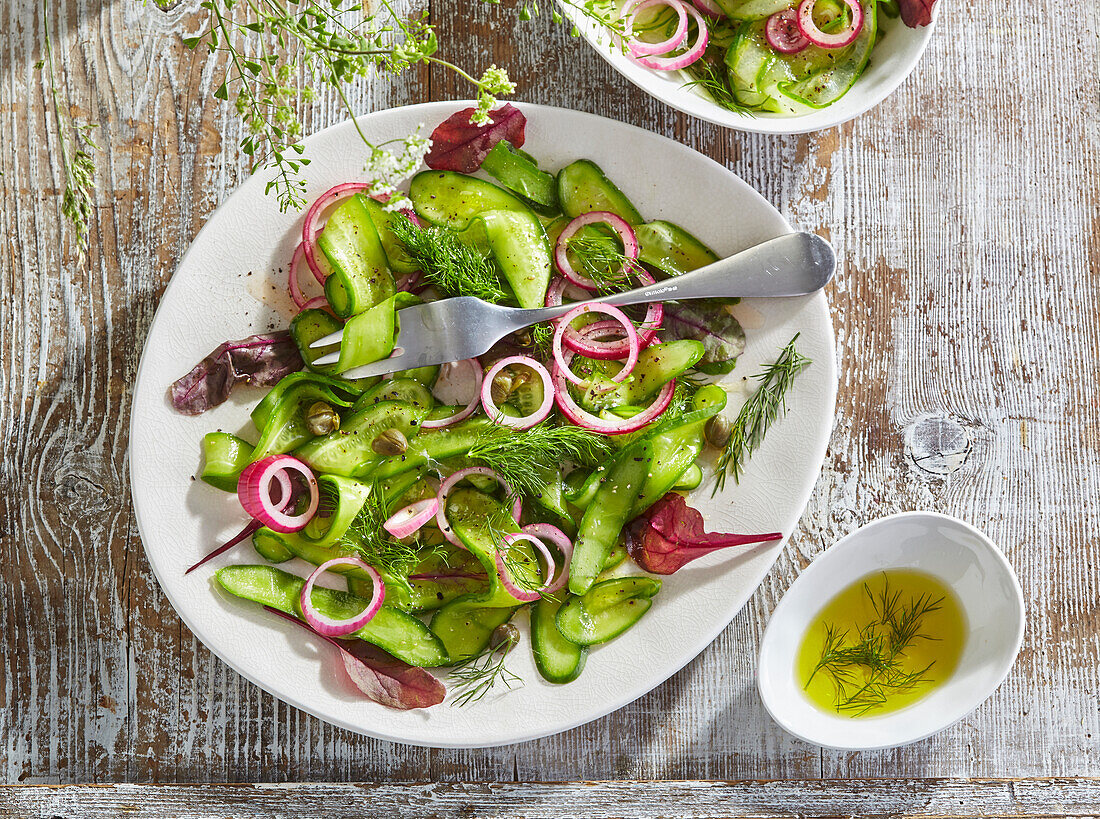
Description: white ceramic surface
xmin=558 ymin=1 xmax=938 ymax=134
xmin=757 ymin=512 xmax=1025 ymax=750
xmin=130 ymin=101 xmax=838 ymax=747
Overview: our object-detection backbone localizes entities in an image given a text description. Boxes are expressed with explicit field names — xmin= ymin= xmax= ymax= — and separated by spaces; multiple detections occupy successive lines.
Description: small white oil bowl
xmin=757 ymin=512 xmax=1025 ymax=750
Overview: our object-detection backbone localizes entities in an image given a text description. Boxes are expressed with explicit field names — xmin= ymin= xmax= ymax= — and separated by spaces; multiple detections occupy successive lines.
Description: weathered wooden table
xmin=2 ymin=0 xmax=1098 ymax=815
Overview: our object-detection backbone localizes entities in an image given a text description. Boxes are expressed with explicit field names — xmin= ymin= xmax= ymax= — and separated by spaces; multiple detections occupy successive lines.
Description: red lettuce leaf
xmin=424 ymin=104 xmax=526 ymax=174
xmin=899 ymin=0 xmax=936 ymax=26
xmin=264 ymin=606 xmax=445 ymax=710
xmin=625 ymin=493 xmax=783 ymax=575
xmin=169 ymin=331 xmax=303 ymax=416
xmin=662 ymin=301 xmax=746 ymax=370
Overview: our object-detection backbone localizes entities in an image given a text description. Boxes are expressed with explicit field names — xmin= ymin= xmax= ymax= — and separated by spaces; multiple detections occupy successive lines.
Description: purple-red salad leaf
xmin=264 ymin=606 xmax=445 ymax=710
xmin=899 ymin=0 xmax=936 ymax=26
xmin=169 ymin=331 xmax=303 ymax=415
xmin=662 ymin=301 xmax=746 ymax=371
xmin=424 ymin=104 xmax=526 ymax=174
xmin=625 ymin=493 xmax=783 ymax=575
xmin=185 ymin=519 xmax=262 ymax=575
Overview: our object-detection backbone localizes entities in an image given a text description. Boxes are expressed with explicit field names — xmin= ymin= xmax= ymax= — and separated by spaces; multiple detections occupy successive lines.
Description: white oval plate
xmin=558 ymin=1 xmax=937 ymax=135
xmin=130 ymin=101 xmax=837 ymax=747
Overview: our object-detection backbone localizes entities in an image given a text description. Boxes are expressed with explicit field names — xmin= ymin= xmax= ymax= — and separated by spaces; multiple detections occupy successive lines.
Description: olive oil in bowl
xmin=796 ymin=570 xmax=966 ymax=717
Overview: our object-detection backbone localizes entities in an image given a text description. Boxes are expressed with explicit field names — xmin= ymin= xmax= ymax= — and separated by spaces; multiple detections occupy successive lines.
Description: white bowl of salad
xmin=559 ymin=0 xmax=939 ymax=132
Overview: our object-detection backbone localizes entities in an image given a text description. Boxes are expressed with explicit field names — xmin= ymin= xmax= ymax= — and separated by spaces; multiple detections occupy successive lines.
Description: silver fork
xmin=310 ymin=231 xmax=835 ymax=380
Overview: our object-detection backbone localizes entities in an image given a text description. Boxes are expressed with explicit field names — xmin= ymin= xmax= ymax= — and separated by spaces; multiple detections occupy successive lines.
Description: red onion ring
xmin=421 ymin=358 xmax=484 ymax=429
xmin=288 ymin=241 xmax=313 ymax=309
xmin=436 ymin=467 xmax=523 ymax=548
xmin=552 ymin=346 xmax=677 ymax=435
xmin=383 ymin=497 xmax=440 ymax=539
xmin=544 ymin=275 xmax=593 ymax=308
xmin=522 ymin=523 xmax=574 ymax=594
xmin=480 ymin=356 xmax=554 ymax=430
xmin=631 ymin=1 xmax=709 ymax=69
xmin=692 ymin=0 xmax=725 ymax=17
xmin=561 ymin=273 xmax=663 ymax=358
xmin=302 ymin=183 xmax=370 ymax=285
xmin=797 ymin=0 xmax=863 ymax=48
xmin=552 ymin=302 xmax=640 ymax=388
xmin=766 ymin=8 xmax=811 ymax=52
xmin=299 ymin=296 xmax=330 ymax=311
xmin=495 ymin=532 xmax=557 ymax=602
xmin=237 ymin=456 xmax=318 ymax=533
xmin=554 ymin=211 xmax=640 ymax=291
xmin=299 ymin=557 xmax=384 ymax=637
xmin=624 ymin=0 xmax=689 ymax=57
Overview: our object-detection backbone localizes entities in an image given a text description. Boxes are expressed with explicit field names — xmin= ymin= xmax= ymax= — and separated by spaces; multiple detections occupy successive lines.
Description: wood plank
xmin=3 ymin=779 xmax=1100 ymax=818
xmin=0 ymin=0 xmax=1097 ymax=788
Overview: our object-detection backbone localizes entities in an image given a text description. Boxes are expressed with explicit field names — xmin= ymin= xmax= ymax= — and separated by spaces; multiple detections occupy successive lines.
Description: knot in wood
xmin=905 ymin=414 xmax=972 ymax=477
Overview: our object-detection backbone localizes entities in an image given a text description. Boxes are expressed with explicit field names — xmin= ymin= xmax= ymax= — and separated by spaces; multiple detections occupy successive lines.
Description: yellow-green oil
xmin=796 ymin=570 xmax=967 ymax=717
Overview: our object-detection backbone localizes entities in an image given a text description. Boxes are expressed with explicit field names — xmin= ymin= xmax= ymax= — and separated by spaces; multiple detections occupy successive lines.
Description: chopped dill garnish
xmin=334 ymin=485 xmax=420 ymax=580
xmin=449 ymin=625 xmax=522 ymax=707
xmin=389 ymin=217 xmax=509 ymax=303
xmin=681 ymin=57 xmax=757 ymax=117
xmin=713 ymin=334 xmax=810 ymax=492
xmin=465 ymin=422 xmax=612 ymax=498
xmin=807 ymin=575 xmax=944 ymax=716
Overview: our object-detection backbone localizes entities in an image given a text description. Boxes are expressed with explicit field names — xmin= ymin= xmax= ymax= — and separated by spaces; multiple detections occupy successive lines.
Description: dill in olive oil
xmin=796 ymin=570 xmax=966 ymax=717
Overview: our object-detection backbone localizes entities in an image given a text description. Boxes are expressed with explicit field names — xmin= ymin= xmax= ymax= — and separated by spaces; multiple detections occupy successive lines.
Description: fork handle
xmin=511 ymin=232 xmax=835 ymax=327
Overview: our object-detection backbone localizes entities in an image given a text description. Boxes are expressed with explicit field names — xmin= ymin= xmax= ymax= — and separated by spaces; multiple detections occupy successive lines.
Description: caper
xmin=490 ymin=366 xmax=532 ymax=406
xmin=490 ymin=623 xmax=519 ymax=653
xmin=305 ymin=401 xmax=340 ymax=436
xmin=371 ymin=427 xmax=408 ymax=456
xmin=705 ymin=415 xmax=732 ymax=449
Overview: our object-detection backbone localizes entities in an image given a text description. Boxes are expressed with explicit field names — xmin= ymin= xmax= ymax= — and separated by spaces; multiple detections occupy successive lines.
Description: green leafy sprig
xmin=184 ymin=0 xmax=516 ymax=211
xmin=448 ymin=624 xmax=522 ymax=707
xmin=389 ymin=217 xmax=509 ymax=303
xmin=39 ymin=0 xmax=98 ymax=261
xmin=714 ymin=333 xmax=810 ymax=492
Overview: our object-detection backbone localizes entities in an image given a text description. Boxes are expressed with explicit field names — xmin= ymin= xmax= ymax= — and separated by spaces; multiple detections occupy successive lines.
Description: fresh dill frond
xmin=448 ymin=625 xmax=522 ymax=707
xmin=681 ymin=57 xmax=757 ymax=117
xmin=465 ymin=422 xmax=612 ymax=498
xmin=713 ymin=334 xmax=810 ymax=492
xmin=565 ymin=234 xmax=637 ymax=292
xmin=389 ymin=217 xmax=509 ymax=303
xmin=807 ymin=575 xmax=944 ymax=716
xmin=336 ymin=486 xmax=420 ymax=580
xmin=529 ymin=322 xmax=556 ymax=359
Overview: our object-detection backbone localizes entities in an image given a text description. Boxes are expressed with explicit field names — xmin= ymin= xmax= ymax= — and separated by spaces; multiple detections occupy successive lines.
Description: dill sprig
xmin=681 ymin=56 xmax=757 ymax=117
xmin=39 ymin=0 xmax=97 ymax=261
xmin=335 ymin=485 xmax=420 ymax=579
xmin=182 ymin=0 xmax=516 ymax=211
xmin=465 ymin=422 xmax=612 ymax=498
xmin=389 ymin=217 xmax=509 ymax=303
xmin=449 ymin=624 xmax=522 ymax=707
xmin=807 ymin=576 xmax=944 ymax=716
xmin=565 ymin=234 xmax=637 ymax=292
xmin=713 ymin=334 xmax=810 ymax=492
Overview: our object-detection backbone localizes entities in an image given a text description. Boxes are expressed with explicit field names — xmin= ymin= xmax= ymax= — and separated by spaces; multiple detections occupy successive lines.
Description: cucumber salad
xmin=604 ymin=0 xmax=936 ymax=115
xmin=170 ymin=106 xmax=807 ymax=710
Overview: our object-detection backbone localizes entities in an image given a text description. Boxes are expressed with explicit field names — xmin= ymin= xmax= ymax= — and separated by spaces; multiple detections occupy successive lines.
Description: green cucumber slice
xmin=581 ymin=340 xmax=705 ymax=410
xmin=294 ymin=399 xmax=431 ymax=477
xmin=555 ymin=577 xmax=662 ymax=645
xmin=318 ymin=194 xmax=395 ymax=317
xmin=557 ymin=159 xmax=644 ymax=224
xmin=481 ymin=140 xmax=560 ymax=216
xmin=531 ymin=597 xmax=588 ymax=683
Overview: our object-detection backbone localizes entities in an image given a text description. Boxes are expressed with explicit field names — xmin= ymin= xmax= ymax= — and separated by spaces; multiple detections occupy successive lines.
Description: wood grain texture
xmin=0 ymin=0 xmax=1097 ymax=798
xmin=4 ymin=779 xmax=1100 ymax=818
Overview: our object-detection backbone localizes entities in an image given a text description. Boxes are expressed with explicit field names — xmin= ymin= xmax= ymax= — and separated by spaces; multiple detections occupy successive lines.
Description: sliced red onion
xmin=436 ymin=467 xmax=522 ymax=548
xmin=495 ymin=532 xmax=557 ymax=603
xmin=766 ymin=8 xmax=811 ymax=52
xmin=383 ymin=497 xmax=440 ymax=539
xmin=395 ymin=269 xmax=423 ymax=292
xmin=563 ymin=276 xmax=663 ymax=359
xmin=288 ymin=241 xmax=311 ymax=309
xmin=421 ymin=358 xmax=484 ymax=429
xmin=552 ymin=302 xmax=640 ymax=388
xmin=624 ymin=0 xmax=689 ymax=57
xmin=299 ymin=557 xmax=384 ymax=637
xmin=631 ymin=1 xmax=709 ymax=69
xmin=554 ymin=211 xmax=640 ymax=291
xmin=797 ymin=0 xmax=864 ymax=47
xmin=302 ymin=183 xmax=370 ymax=284
xmin=480 ymin=355 xmax=554 ymax=430
xmin=237 ymin=456 xmax=319 ymax=533
xmin=692 ymin=0 xmax=726 ymax=17
xmin=522 ymin=523 xmax=573 ymax=594
xmin=552 ymin=345 xmax=677 ymax=435
xmin=544 ymin=275 xmax=593 ymax=308
xmin=300 ymin=295 xmax=330 ymax=311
